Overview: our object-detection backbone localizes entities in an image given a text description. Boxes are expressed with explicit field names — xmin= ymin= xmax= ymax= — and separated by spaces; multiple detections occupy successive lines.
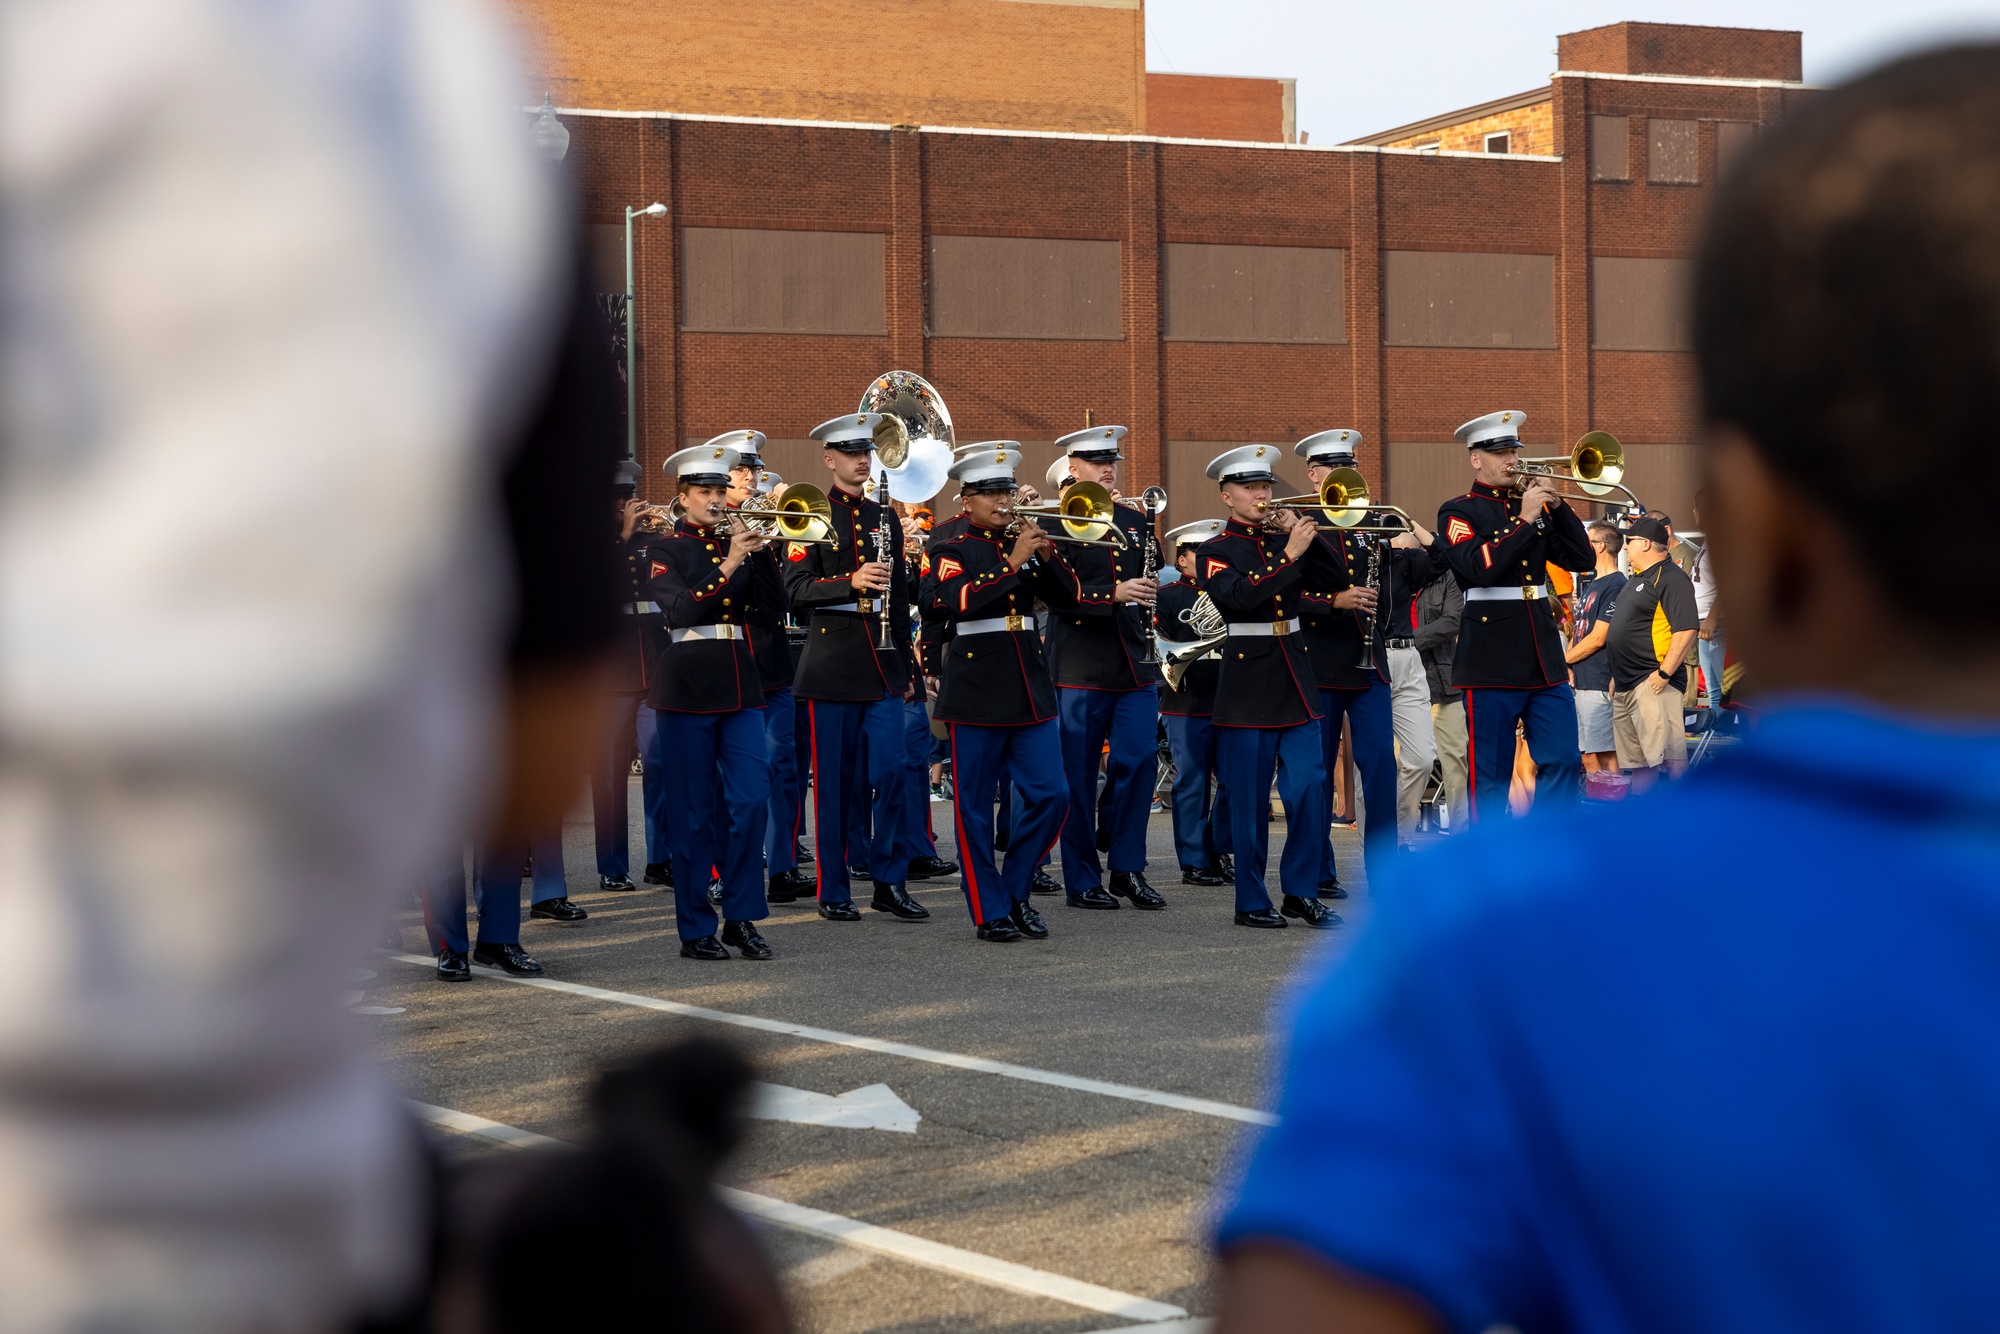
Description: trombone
xmin=1257 ymin=468 xmax=1417 ymax=534
xmin=1006 ymin=479 xmax=1129 ymax=548
xmin=740 ymin=483 xmax=838 ymax=545
xmin=1507 ymin=431 xmax=1643 ymax=509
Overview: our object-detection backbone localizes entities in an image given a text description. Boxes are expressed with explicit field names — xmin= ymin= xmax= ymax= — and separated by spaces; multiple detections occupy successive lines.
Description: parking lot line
xmin=411 ymin=1101 xmax=1190 ymax=1323
xmin=386 ymin=953 xmax=1276 ymax=1127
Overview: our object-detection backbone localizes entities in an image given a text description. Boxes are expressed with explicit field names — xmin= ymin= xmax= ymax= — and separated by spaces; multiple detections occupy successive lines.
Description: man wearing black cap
xmin=1042 ymin=425 xmax=1168 ymax=912
xmin=1607 ymin=515 xmax=1698 ymax=790
xmin=1434 ymin=411 xmax=1595 ymax=818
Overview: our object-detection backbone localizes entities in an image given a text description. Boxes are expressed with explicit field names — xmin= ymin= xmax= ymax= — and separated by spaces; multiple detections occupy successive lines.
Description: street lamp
xmin=531 ymin=94 xmax=569 ymax=162
xmin=624 ymin=202 xmax=668 ymax=460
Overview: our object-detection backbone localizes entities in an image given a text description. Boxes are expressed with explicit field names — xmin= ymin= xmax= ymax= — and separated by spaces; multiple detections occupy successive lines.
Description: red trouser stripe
xmin=948 ymin=726 xmax=985 ymax=924
xmin=1463 ymin=688 xmax=1479 ymax=822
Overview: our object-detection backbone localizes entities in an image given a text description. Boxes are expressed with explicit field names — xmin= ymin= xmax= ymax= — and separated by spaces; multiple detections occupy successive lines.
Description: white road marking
xmin=410 ymin=1101 xmax=1189 ymax=1322
xmin=385 ymin=953 xmax=1275 ymax=1126
xmin=784 ymin=1246 xmax=877 ymax=1288
xmin=752 ymin=1081 xmax=920 ymax=1132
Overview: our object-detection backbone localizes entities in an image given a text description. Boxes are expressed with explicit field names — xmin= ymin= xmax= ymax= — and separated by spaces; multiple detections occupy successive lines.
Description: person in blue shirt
xmin=1214 ymin=44 xmax=2000 ymax=1334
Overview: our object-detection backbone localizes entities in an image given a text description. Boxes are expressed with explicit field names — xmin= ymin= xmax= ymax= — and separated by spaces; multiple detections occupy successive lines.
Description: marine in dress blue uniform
xmin=1435 ymin=411 xmax=1595 ymax=818
xmin=646 ymin=443 xmax=780 ymax=961
xmin=1194 ymin=446 xmax=1342 ymax=930
xmin=783 ymin=413 xmax=931 ymax=924
xmin=1043 ymin=426 xmax=1167 ymax=912
xmin=1155 ymin=519 xmax=1231 ymax=885
xmin=921 ymin=446 xmax=1082 ymax=941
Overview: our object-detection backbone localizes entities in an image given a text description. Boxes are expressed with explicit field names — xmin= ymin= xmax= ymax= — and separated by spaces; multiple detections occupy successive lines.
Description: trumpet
xmin=632 ymin=501 xmax=677 ymax=534
xmin=1257 ymin=469 xmax=1416 ymax=534
xmin=739 ymin=484 xmax=839 ymax=545
xmin=1507 ymin=431 xmax=1643 ymax=509
xmin=1007 ymin=479 xmax=1129 ymax=548
xmin=1158 ymin=592 xmax=1226 ymax=691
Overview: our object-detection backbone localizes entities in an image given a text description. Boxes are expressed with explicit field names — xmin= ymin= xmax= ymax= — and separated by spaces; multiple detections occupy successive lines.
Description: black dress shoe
xmin=818 ymin=900 xmax=861 ymax=922
xmin=721 ymin=920 xmax=773 ymax=960
xmin=435 ymin=950 xmax=471 ymax=982
xmin=643 ymin=861 xmax=673 ymax=887
xmin=1009 ymin=901 xmax=1049 ymax=939
xmin=767 ymin=869 xmax=812 ymax=903
xmin=1214 ymin=853 xmax=1235 ymax=879
xmin=976 ymin=919 xmax=1023 ymax=942
xmin=870 ymin=881 xmax=931 ymax=920
xmin=1065 ymin=886 xmax=1120 ymax=910
xmin=848 ymin=864 xmax=871 ymax=882
xmin=1283 ymin=894 xmax=1343 ymax=929
xmin=679 ymin=935 xmax=730 ymax=961
xmin=1318 ymin=878 xmax=1350 ymax=901
xmin=906 ymin=854 xmax=959 ymax=881
xmin=599 ymin=874 xmax=637 ymax=892
xmin=530 ymin=897 xmax=588 ymax=923
xmin=1029 ymin=868 xmax=1059 ymax=896
xmin=1233 ymin=909 xmax=1287 ymax=929
xmin=472 ymin=942 xmax=545 ymax=975
xmin=706 ymin=879 xmax=722 ymax=905
xmin=796 ymin=839 xmax=813 ymax=864
xmin=1110 ymin=871 xmax=1166 ymax=910
xmin=1181 ymin=863 xmax=1225 ymax=886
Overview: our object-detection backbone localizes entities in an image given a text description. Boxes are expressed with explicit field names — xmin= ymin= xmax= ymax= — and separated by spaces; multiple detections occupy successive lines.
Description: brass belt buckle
xmin=1521 ymin=586 xmax=1538 ymax=601
xmin=1005 ymin=613 xmax=1025 ymax=632
xmin=1272 ymin=620 xmax=1291 ymax=636
xmin=856 ymin=597 xmax=876 ymax=614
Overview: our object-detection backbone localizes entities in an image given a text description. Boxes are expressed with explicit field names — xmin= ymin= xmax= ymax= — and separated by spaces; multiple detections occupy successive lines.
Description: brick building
xmin=549 ymin=15 xmax=1814 ymax=526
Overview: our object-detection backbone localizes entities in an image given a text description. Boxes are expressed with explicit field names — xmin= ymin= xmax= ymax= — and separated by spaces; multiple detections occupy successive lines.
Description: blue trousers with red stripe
xmin=1057 ymin=685 xmax=1158 ymax=890
xmin=947 ymin=720 xmax=1065 ymax=924
xmin=661 ymin=706 xmax=770 ymax=940
xmin=1318 ymin=682 xmax=1398 ymax=886
xmin=807 ymin=696 xmax=910 ymax=900
xmin=1216 ymin=720 xmax=1326 ymax=914
xmin=1462 ymin=684 xmax=1582 ymax=820
xmin=763 ymin=688 xmax=801 ymax=875
xmin=1163 ymin=712 xmax=1232 ymax=870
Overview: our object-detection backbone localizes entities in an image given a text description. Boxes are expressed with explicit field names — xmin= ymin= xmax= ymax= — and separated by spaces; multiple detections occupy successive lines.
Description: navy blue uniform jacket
xmin=1040 ymin=500 xmax=1164 ymax=691
xmin=783 ymin=486 xmax=915 ymax=702
xmin=1435 ymin=483 xmax=1594 ymax=688
xmin=646 ymin=520 xmax=786 ymax=713
xmin=1196 ymin=519 xmax=1339 ymax=728
xmin=921 ymin=521 xmax=1080 ymax=726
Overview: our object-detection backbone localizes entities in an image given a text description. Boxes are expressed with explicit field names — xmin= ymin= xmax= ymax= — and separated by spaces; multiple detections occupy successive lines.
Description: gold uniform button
xmin=1237 ymin=652 xmax=1245 ymax=659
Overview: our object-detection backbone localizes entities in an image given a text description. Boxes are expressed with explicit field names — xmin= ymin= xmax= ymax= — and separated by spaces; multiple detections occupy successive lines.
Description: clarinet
xmin=1137 ymin=519 xmax=1161 ymax=664
xmin=873 ymin=467 xmax=895 ymax=650
xmin=1354 ymin=536 xmax=1384 ymax=672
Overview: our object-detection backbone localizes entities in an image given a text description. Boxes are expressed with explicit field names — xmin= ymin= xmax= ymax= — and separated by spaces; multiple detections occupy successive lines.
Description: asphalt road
xmin=367 ymin=784 xmax=1383 ymax=1334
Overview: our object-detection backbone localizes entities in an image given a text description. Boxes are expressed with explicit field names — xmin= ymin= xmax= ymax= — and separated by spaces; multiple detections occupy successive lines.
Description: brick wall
xmin=515 ymin=0 xmax=1146 ymax=133
xmin=1558 ymin=21 xmax=1802 ymax=81
xmin=567 ymin=63 xmax=1813 ymax=530
xmin=1146 ymin=73 xmax=1291 ymax=143
xmin=1384 ymin=102 xmax=1554 ymax=156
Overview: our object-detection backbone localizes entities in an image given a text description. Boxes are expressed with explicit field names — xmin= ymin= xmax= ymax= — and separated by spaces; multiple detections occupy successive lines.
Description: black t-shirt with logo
xmin=1609 ymin=558 xmax=1699 ymax=691
xmin=1571 ymin=570 xmax=1626 ymax=692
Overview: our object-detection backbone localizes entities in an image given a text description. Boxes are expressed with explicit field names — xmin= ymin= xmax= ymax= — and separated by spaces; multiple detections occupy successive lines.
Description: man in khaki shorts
xmin=1607 ymin=516 xmax=1698 ymax=790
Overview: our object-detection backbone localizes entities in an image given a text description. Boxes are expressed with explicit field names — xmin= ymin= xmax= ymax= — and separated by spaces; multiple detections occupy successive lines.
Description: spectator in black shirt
xmin=1566 ymin=522 xmax=1627 ymax=773
xmin=1608 ymin=516 xmax=1699 ymax=790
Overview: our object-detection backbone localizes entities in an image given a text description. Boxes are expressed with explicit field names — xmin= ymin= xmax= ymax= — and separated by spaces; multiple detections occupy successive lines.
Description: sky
xmin=1142 ymin=0 xmax=2000 ymax=144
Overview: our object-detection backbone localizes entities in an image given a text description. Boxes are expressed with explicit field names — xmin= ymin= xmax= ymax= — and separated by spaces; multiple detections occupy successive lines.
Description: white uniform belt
xmin=958 ymin=613 xmax=1040 ymax=635
xmin=1226 ymin=618 xmax=1300 ymax=636
xmin=1465 ymin=585 xmax=1550 ymax=602
xmin=672 ymin=624 xmax=744 ymax=642
xmin=819 ymin=599 xmax=882 ymax=614
xmin=626 ymin=600 xmax=659 ymax=614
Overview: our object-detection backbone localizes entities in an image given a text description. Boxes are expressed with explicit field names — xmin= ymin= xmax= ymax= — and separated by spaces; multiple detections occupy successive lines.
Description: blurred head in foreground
xmin=1213 ymin=44 xmax=2000 ymax=1334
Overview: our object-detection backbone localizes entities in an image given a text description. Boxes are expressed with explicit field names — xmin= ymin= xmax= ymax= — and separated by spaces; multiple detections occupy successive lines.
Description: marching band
xmin=586 ymin=372 xmax=1633 ymax=959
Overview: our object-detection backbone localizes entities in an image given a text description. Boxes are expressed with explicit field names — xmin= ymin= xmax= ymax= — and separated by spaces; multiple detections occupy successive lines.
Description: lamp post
xmin=531 ymin=94 xmax=569 ymax=163
xmin=624 ymin=202 xmax=668 ymax=461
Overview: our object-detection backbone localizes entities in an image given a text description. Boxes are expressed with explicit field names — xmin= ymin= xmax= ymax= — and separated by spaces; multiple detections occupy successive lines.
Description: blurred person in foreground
xmin=0 ymin=1 xmax=619 ymax=1329
xmin=1216 ymin=44 xmax=2000 ymax=1334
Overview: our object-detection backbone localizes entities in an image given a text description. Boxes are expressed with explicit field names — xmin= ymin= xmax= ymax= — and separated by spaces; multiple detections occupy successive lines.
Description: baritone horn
xmin=1258 ymin=469 xmax=1416 ymax=533
xmin=1007 ymin=479 xmax=1129 ymax=548
xmin=1508 ymin=431 xmax=1642 ymax=509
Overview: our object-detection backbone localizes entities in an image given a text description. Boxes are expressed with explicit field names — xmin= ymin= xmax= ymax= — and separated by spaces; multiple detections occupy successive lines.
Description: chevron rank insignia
xmin=787 ymin=542 xmax=807 ymax=562
xmin=936 ymin=556 xmax=963 ymax=581
xmin=1446 ymin=517 xmax=1474 ymax=545
xmin=649 ymin=560 xmax=669 ymax=578
xmin=1204 ymin=557 xmax=1229 ymax=582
